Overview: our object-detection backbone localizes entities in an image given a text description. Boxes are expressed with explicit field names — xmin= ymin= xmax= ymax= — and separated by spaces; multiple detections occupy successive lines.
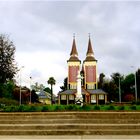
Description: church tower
xmin=83 ymin=36 xmax=97 ymax=90
xmin=67 ymin=36 xmax=81 ymax=89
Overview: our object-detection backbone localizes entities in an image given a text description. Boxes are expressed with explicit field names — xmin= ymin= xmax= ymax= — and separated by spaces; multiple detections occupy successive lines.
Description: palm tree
xmin=47 ymin=77 xmax=56 ymax=105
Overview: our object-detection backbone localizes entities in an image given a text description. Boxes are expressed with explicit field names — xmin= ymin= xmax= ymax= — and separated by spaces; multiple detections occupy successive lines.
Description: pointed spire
xmin=86 ymin=33 xmax=94 ymax=56
xmin=70 ymin=33 xmax=78 ymax=56
xmin=84 ymin=34 xmax=97 ymax=62
xmin=67 ymin=34 xmax=81 ymax=62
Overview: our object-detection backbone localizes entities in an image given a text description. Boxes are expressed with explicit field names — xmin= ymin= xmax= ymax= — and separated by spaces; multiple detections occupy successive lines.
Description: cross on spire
xmin=73 ymin=33 xmax=75 ymax=39
xmin=88 ymin=33 xmax=91 ymax=38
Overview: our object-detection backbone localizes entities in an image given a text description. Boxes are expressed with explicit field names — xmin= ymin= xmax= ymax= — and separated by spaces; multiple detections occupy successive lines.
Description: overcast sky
xmin=0 ymin=1 xmax=140 ymax=94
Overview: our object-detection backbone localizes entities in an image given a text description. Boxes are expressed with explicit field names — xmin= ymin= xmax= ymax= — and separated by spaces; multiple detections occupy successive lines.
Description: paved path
xmin=0 ymin=135 xmax=140 ymax=140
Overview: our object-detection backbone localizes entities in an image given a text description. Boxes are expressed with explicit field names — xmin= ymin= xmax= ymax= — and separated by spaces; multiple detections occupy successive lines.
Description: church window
xmin=87 ymin=84 xmax=94 ymax=89
xmin=69 ymin=95 xmax=74 ymax=100
xmin=61 ymin=95 xmax=66 ymax=100
xmin=99 ymin=95 xmax=104 ymax=100
xmin=91 ymin=95 xmax=96 ymax=100
xmin=91 ymin=95 xmax=96 ymax=103
xmin=70 ymin=84 xmax=76 ymax=89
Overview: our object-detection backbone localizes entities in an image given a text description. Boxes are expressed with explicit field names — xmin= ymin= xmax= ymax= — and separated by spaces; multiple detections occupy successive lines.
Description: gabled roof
xmin=38 ymin=90 xmax=51 ymax=99
xmin=58 ymin=89 xmax=77 ymax=95
xmin=87 ymin=89 xmax=108 ymax=94
xmin=58 ymin=89 xmax=107 ymax=95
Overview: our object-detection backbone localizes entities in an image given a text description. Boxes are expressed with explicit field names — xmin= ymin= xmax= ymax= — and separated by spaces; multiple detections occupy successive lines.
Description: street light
xmin=117 ymin=76 xmax=121 ymax=103
xmin=19 ymin=66 xmax=24 ymax=105
xmin=29 ymin=77 xmax=32 ymax=104
xmin=134 ymin=72 xmax=137 ymax=102
xmin=131 ymin=66 xmax=137 ymax=102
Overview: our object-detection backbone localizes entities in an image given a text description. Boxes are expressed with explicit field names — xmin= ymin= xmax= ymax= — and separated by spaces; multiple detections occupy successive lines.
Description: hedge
xmin=1 ymin=104 xmax=140 ymax=112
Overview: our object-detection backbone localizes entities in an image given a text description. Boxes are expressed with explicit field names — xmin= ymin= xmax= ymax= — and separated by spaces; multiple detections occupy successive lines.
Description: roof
xmin=87 ymin=89 xmax=108 ymax=94
xmin=86 ymin=38 xmax=94 ymax=56
xmin=38 ymin=90 xmax=51 ymax=99
xmin=67 ymin=56 xmax=81 ymax=62
xmin=58 ymin=89 xmax=107 ymax=95
xmin=84 ymin=37 xmax=97 ymax=62
xmin=58 ymin=90 xmax=76 ymax=95
xmin=70 ymin=38 xmax=78 ymax=56
xmin=68 ymin=37 xmax=80 ymax=62
xmin=84 ymin=56 xmax=97 ymax=62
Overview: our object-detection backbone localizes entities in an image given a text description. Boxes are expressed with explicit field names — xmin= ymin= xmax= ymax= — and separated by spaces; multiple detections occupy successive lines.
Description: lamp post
xmin=131 ymin=66 xmax=137 ymax=102
xmin=19 ymin=66 xmax=24 ymax=105
xmin=134 ymin=72 xmax=137 ymax=102
xmin=117 ymin=76 xmax=121 ymax=103
xmin=29 ymin=77 xmax=32 ymax=104
xmin=118 ymin=77 xmax=121 ymax=103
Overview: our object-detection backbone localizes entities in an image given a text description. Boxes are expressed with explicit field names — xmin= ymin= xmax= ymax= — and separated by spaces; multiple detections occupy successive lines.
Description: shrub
xmin=82 ymin=105 xmax=92 ymax=111
xmin=48 ymin=105 xmax=56 ymax=111
xmin=107 ymin=105 xmax=115 ymax=110
xmin=130 ymin=105 xmax=137 ymax=110
xmin=0 ymin=98 xmax=19 ymax=106
xmin=55 ymin=105 xmax=66 ymax=111
xmin=18 ymin=105 xmax=24 ymax=112
xmin=118 ymin=106 xmax=125 ymax=110
xmin=124 ymin=94 xmax=135 ymax=102
xmin=65 ymin=104 xmax=79 ymax=111
xmin=41 ymin=106 xmax=49 ymax=112
xmin=93 ymin=105 xmax=100 ymax=110
xmin=3 ymin=105 xmax=19 ymax=112
xmin=21 ymin=105 xmax=31 ymax=112
xmin=136 ymin=101 xmax=140 ymax=105
xmin=29 ymin=105 xmax=37 ymax=112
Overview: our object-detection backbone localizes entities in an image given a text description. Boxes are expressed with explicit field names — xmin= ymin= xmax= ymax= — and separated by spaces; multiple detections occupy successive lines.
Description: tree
xmin=60 ymin=77 xmax=68 ymax=91
xmin=98 ymin=73 xmax=105 ymax=89
xmin=0 ymin=34 xmax=17 ymax=83
xmin=31 ymin=82 xmax=45 ymax=92
xmin=44 ymin=87 xmax=51 ymax=93
xmin=31 ymin=89 xmax=39 ymax=103
xmin=103 ymin=81 xmax=118 ymax=102
xmin=47 ymin=77 xmax=56 ymax=105
xmin=0 ymin=80 xmax=15 ymax=98
xmin=122 ymin=73 xmax=135 ymax=94
xmin=111 ymin=73 xmax=122 ymax=86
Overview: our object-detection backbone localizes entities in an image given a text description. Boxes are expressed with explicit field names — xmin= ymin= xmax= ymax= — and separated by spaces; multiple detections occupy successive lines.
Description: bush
xmin=118 ymin=106 xmax=125 ymax=110
xmin=94 ymin=105 xmax=100 ymax=110
xmin=48 ymin=105 xmax=56 ymax=111
xmin=82 ymin=105 xmax=92 ymax=111
xmin=55 ymin=105 xmax=66 ymax=111
xmin=41 ymin=106 xmax=49 ymax=112
xmin=65 ymin=104 xmax=79 ymax=111
xmin=20 ymin=105 xmax=31 ymax=112
xmin=107 ymin=105 xmax=115 ymax=110
xmin=18 ymin=105 xmax=24 ymax=112
xmin=3 ymin=105 xmax=19 ymax=112
xmin=0 ymin=98 xmax=19 ymax=106
xmin=29 ymin=105 xmax=37 ymax=112
xmin=130 ymin=105 xmax=137 ymax=110
xmin=136 ymin=101 xmax=140 ymax=105
xmin=124 ymin=94 xmax=135 ymax=102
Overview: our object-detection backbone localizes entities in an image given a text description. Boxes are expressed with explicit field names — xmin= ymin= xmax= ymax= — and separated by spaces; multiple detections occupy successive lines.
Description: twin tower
xmin=67 ymin=36 xmax=97 ymax=90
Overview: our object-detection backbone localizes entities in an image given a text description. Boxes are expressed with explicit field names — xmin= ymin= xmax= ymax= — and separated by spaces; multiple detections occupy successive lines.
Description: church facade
xmin=58 ymin=36 xmax=107 ymax=105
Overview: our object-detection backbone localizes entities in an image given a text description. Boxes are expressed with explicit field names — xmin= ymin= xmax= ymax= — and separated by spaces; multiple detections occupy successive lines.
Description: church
xmin=58 ymin=35 xmax=107 ymax=105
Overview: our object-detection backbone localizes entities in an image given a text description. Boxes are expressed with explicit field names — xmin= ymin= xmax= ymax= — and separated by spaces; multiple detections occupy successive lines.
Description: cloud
xmin=0 ymin=1 xmax=140 ymax=94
